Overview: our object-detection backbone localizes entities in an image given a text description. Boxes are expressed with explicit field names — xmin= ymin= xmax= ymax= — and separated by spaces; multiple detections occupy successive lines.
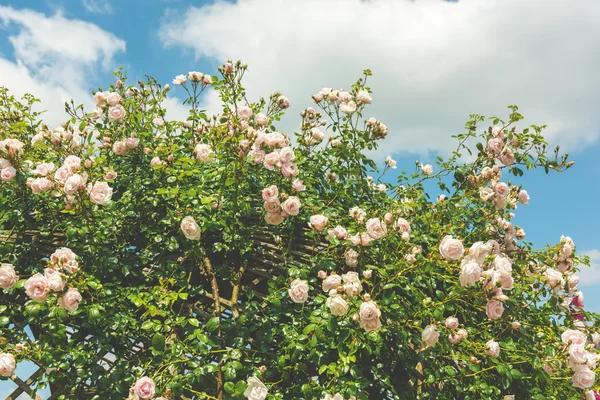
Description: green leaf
xmin=224 ymin=382 xmax=235 ymax=394
xmin=151 ymin=333 xmax=165 ymax=351
xmin=141 ymin=321 xmax=154 ymax=330
xmin=206 ymin=317 xmax=220 ymax=332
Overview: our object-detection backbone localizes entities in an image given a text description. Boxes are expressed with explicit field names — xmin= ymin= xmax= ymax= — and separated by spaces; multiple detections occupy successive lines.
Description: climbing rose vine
xmin=0 ymin=61 xmax=597 ymax=399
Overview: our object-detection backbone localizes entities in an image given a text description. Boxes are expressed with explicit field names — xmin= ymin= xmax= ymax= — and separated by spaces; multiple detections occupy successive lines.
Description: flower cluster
xmin=22 ymin=247 xmax=82 ymax=312
xmin=261 ymin=185 xmax=302 ymax=225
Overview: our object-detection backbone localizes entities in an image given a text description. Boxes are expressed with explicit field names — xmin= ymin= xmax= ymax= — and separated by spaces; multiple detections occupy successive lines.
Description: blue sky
xmin=0 ymin=0 xmax=599 ymax=397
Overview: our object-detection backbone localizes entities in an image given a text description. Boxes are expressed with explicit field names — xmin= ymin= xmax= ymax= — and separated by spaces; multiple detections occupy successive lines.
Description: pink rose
xmin=91 ymin=107 xmax=104 ymax=119
xmin=264 ymin=199 xmax=281 ymax=214
xmin=280 ymin=162 xmax=299 ymax=178
xmin=365 ymin=218 xmax=387 ymax=240
xmin=0 ymin=353 xmax=16 ymax=377
xmin=491 ymin=126 xmax=505 ymax=138
xmin=494 ymin=182 xmax=509 ymax=197
xmin=173 ymin=74 xmax=187 ymax=85
xmin=356 ymin=89 xmax=372 ymax=104
xmin=279 ymin=147 xmax=295 ymax=163
xmin=181 ymin=216 xmax=201 ymax=240
xmin=309 ymin=215 xmax=328 ymax=231
xmin=0 ymin=138 xmax=24 ymax=156
xmin=261 ymin=185 xmax=279 ymax=202
xmin=0 ymin=263 xmax=18 ymax=289
xmin=134 ymin=376 xmax=156 ymax=399
xmin=45 ymin=268 xmax=65 ymax=292
xmin=439 ymin=235 xmax=464 ymax=261
xmin=1 ymin=166 xmax=16 ymax=181
xmin=237 ymin=106 xmax=253 ymax=120
xmin=422 ymin=325 xmax=440 ymax=347
xmin=312 ymin=92 xmax=324 ymax=103
xmin=562 ymin=329 xmax=587 ymax=346
xmin=288 ymin=279 xmax=309 ymax=303
xmin=487 ymin=138 xmax=503 ymax=155
xmin=393 ymin=218 xmax=411 ymax=233
xmin=360 ymin=232 xmax=373 ymax=246
xmin=255 ymin=113 xmax=268 ymax=126
xmin=58 ymin=288 xmax=82 ymax=312
xmin=322 ymin=274 xmax=342 ymax=292
xmin=330 ymin=225 xmax=348 ymax=240
xmin=545 ymin=268 xmax=564 ymax=291
xmin=486 ymin=340 xmax=500 ymax=357
xmin=493 ymin=255 xmax=513 ymax=278
xmin=448 ymin=333 xmax=461 ymax=344
xmin=445 ymin=317 xmax=459 ymax=330
xmin=54 ymin=166 xmax=72 ymax=184
xmin=486 ymin=299 xmax=504 ymax=320
xmin=469 ymin=241 xmax=491 ymax=264
xmin=405 ymin=254 xmax=416 ymax=264
xmin=277 ymin=95 xmax=290 ymax=109
xmin=383 ymin=212 xmax=394 ymax=224
xmin=64 ymin=174 xmax=86 ymax=195
xmin=0 ymin=158 xmax=10 ymax=169
xmin=125 ymin=137 xmax=139 ymax=149
xmin=518 ymin=190 xmax=529 ymax=205
xmin=345 ymin=249 xmax=359 ymax=267
xmin=572 ymin=368 xmax=596 ymax=389
xmin=108 ymin=105 xmax=126 ymax=122
xmin=459 ymin=258 xmax=482 ymax=287
xmin=150 ymin=157 xmax=162 ymax=167
xmin=499 ymin=147 xmax=515 ymax=165
xmin=24 ymin=273 xmax=50 ymax=302
xmin=281 ymin=196 xmax=301 ymax=216
xmin=194 ymin=143 xmax=214 ymax=163
xmin=363 ymin=269 xmax=372 ymax=279
xmin=30 ymin=177 xmax=53 ymax=194
xmin=89 ymin=182 xmax=113 ymax=205
xmin=51 ymin=247 xmax=78 ymax=273
xmin=152 ymin=117 xmax=164 ymax=126
xmin=106 ymin=92 xmax=122 ymax=106
xmin=93 ymin=91 xmax=106 ymax=105
xmin=33 ymin=162 xmax=55 ymax=176
xmin=264 ymin=212 xmax=284 ymax=226
xmin=263 ymin=151 xmax=280 ymax=170
xmin=292 ymin=179 xmax=305 ymax=192
xmin=104 ymin=170 xmax=117 ymax=180
xmin=359 ymin=301 xmax=382 ymax=332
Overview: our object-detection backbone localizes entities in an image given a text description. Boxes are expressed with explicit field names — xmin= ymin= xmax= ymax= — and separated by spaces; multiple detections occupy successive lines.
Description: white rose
xmin=181 ymin=216 xmax=201 ymax=240
xmin=244 ymin=376 xmax=268 ymax=400
xmin=326 ymin=295 xmax=349 ymax=316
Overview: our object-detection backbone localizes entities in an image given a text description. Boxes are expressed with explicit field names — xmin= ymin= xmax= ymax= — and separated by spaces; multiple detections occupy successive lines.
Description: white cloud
xmin=0 ymin=6 xmax=125 ymax=127
xmin=577 ymin=249 xmax=600 ymax=286
xmin=159 ymin=0 xmax=600 ymax=156
xmin=82 ymin=0 xmax=114 ymax=15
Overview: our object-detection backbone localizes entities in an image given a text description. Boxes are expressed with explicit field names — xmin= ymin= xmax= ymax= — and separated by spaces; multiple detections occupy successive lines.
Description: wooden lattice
xmin=1 ymin=226 xmax=326 ymax=399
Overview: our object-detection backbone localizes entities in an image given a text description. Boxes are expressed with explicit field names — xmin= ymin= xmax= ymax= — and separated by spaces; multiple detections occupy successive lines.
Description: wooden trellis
xmin=1 ymin=226 xmax=327 ymax=399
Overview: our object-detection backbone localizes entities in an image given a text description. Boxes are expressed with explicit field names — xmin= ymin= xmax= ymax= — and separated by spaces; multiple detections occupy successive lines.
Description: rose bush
xmin=0 ymin=61 xmax=598 ymax=399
